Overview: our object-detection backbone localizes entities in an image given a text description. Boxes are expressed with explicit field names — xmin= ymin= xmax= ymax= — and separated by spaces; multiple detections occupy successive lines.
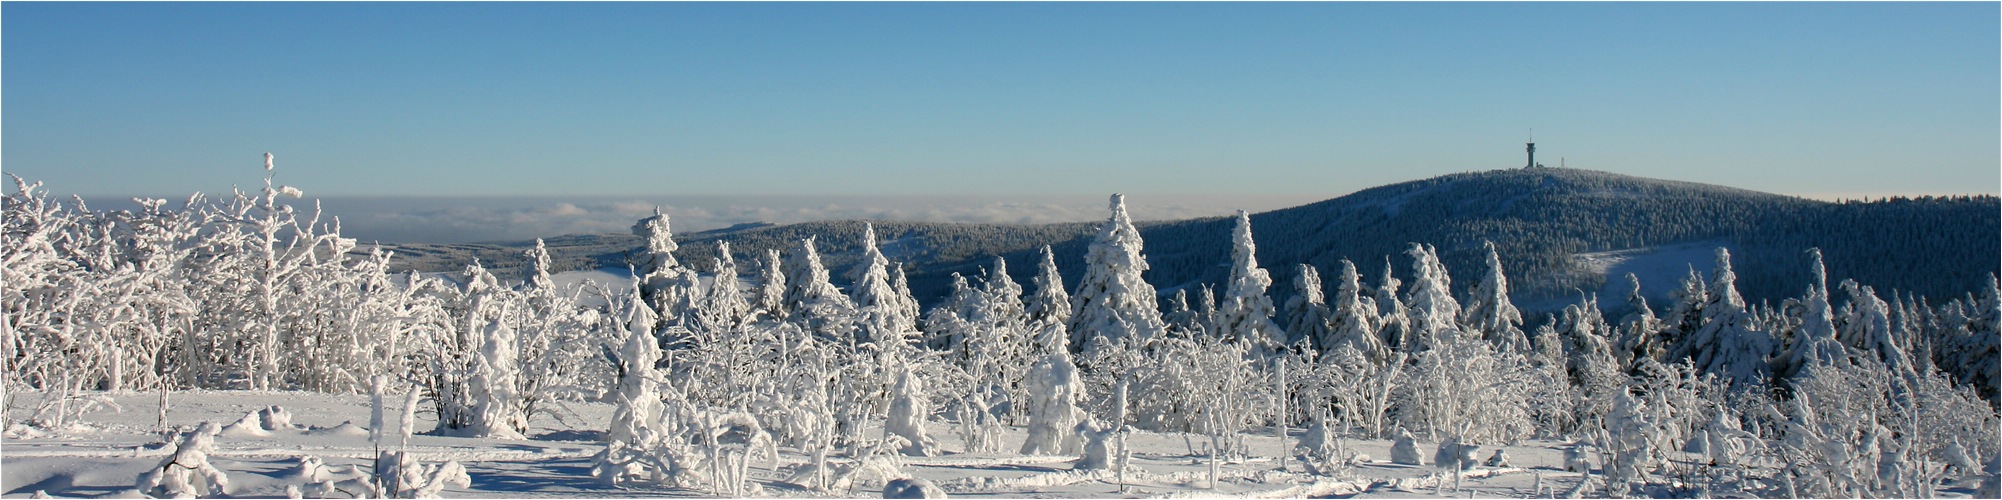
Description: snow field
xmin=6 ymin=390 xmax=1614 ymax=499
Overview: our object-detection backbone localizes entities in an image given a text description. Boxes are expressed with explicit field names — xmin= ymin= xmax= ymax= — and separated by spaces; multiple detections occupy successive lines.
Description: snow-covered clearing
xmin=4 ymin=390 xmax=1618 ymax=499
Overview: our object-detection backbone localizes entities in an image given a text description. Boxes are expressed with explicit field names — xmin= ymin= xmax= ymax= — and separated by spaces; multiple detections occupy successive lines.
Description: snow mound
xmin=883 ymin=477 xmax=947 ymax=499
xmin=305 ymin=421 xmax=371 ymax=438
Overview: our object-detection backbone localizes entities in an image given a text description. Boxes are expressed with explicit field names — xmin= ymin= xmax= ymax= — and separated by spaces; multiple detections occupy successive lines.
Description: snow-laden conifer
xmin=883 ymin=366 xmax=940 ymax=456
xmin=1838 ymin=279 xmax=1914 ymax=378
xmin=525 ymin=238 xmax=554 ymax=291
xmin=1067 ymin=194 xmax=1166 ymax=355
xmin=890 ymin=266 xmax=922 ymax=329
xmin=1025 ymin=245 xmax=1072 ymax=332
xmin=1402 ymin=244 xmax=1461 ymax=351
xmin=1613 ymin=273 xmax=1662 ymax=370
xmin=468 ymin=303 xmax=527 ymax=439
xmin=1558 ymin=296 xmax=1622 ymax=429
xmin=1374 ymin=259 xmax=1413 ymax=353
xmin=1775 ymin=248 xmax=1848 ymax=383
xmin=783 ymin=236 xmax=855 ymax=342
xmin=594 ymin=287 xmax=668 ymax=486
xmin=1325 ymin=260 xmax=1387 ymax=364
xmin=1021 ymin=322 xmax=1085 ymax=455
xmin=1670 ymin=248 xmax=1774 ymax=390
xmin=1461 ymin=242 xmax=1527 ymax=354
xmin=632 ymin=208 xmax=694 ymax=327
xmin=754 ymin=249 xmax=786 ymax=323
xmin=1285 ymin=264 xmax=1335 ymax=353
xmin=1215 ymin=211 xmax=1284 ymax=351
xmin=850 ymin=223 xmax=913 ymax=347
xmin=697 ymin=241 xmax=750 ymax=333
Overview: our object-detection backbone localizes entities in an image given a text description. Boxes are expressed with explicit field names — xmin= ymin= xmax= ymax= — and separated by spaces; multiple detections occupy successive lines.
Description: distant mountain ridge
xmin=376 ymin=167 xmax=1999 ymax=314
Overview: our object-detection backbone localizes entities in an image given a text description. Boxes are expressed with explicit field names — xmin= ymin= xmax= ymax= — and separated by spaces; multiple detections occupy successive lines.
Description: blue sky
xmin=6 ymin=2 xmax=1997 ymax=200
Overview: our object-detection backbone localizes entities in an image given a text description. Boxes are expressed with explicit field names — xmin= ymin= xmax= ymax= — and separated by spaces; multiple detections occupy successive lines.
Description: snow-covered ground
xmin=5 ymin=390 xmax=1606 ymax=499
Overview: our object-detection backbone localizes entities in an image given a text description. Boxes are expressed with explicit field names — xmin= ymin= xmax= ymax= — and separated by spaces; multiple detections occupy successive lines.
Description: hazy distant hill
xmin=376 ymin=167 xmax=2000 ymax=315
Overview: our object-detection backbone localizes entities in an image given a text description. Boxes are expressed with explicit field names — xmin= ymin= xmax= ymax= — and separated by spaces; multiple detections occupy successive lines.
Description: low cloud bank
xmin=176 ymin=194 xmax=1327 ymax=244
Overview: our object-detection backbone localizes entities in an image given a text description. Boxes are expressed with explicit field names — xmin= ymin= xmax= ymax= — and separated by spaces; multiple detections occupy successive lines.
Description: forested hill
xmin=384 ymin=167 xmax=1999 ymax=313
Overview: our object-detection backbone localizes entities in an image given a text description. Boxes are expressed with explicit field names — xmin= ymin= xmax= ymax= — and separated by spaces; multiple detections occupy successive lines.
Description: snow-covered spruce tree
xmin=754 ymin=248 xmax=787 ymax=323
xmin=525 ymin=238 xmax=555 ymax=291
xmin=1948 ymin=274 xmax=2000 ymax=403
xmin=1668 ymin=248 xmax=1774 ymax=391
xmin=1461 ymin=241 xmax=1528 ymax=354
xmin=632 ymin=208 xmax=696 ymax=331
xmin=1192 ymin=285 xmax=1220 ymax=338
xmin=851 ymin=223 xmax=916 ymax=348
xmin=1163 ymin=290 xmax=1202 ymax=336
xmin=1612 ymin=273 xmax=1663 ymax=372
xmin=467 ymin=303 xmax=527 ymax=439
xmin=1285 ymin=264 xmax=1336 ymax=354
xmin=1559 ymin=296 xmax=1623 ymax=432
xmin=593 ymin=288 xmax=670 ymax=486
xmin=924 ymin=274 xmax=986 ymax=363
xmin=979 ymin=256 xmax=1033 ymax=420
xmin=883 ymin=366 xmax=940 ymax=456
xmin=890 ymin=266 xmax=923 ymax=332
xmin=1775 ymin=249 xmax=1849 ymax=385
xmin=1215 ymin=210 xmax=1285 ymax=352
xmin=927 ymin=262 xmax=1030 ymax=430
xmin=1374 ymin=258 xmax=1414 ymax=353
xmin=1655 ymin=266 xmax=1709 ymax=368
xmin=1025 ymin=245 xmax=1072 ymax=333
xmin=783 ymin=236 xmax=857 ymax=343
xmin=1021 ymin=322 xmax=1086 ymax=455
xmin=1067 ymin=194 xmax=1167 ymax=356
xmin=1325 ymin=259 xmax=1387 ymax=365
xmin=1837 ymin=280 xmax=1917 ymax=379
xmin=1402 ymin=243 xmax=1462 ymax=352
xmin=695 ymin=241 xmax=751 ymax=334
xmin=1524 ymin=319 xmax=1576 ymax=436
xmin=1598 ymin=393 xmax=1659 ymax=497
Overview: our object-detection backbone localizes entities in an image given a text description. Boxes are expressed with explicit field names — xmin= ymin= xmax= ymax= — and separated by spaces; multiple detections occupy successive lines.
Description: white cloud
xmin=81 ymin=193 xmax=1329 ymax=244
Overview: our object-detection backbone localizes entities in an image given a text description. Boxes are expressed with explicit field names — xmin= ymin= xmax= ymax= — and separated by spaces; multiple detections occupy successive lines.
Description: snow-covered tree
xmin=137 ymin=421 xmax=229 ymax=498
xmin=754 ymin=248 xmax=787 ymax=323
xmin=1775 ymin=248 xmax=1848 ymax=384
xmin=467 ymin=303 xmax=527 ymax=439
xmin=851 ymin=223 xmax=915 ymax=347
xmin=1837 ymin=280 xmax=1914 ymax=379
xmin=924 ymin=273 xmax=986 ymax=361
xmin=1285 ymin=264 xmax=1336 ymax=353
xmin=593 ymin=288 xmax=671 ymax=486
xmin=1024 ymin=245 xmax=1072 ymax=332
xmin=1558 ymin=296 xmax=1623 ymax=430
xmin=1612 ymin=273 xmax=1663 ymax=371
xmin=1669 ymin=248 xmax=1774 ymax=390
xmin=632 ymin=208 xmax=695 ymax=329
xmin=1215 ymin=211 xmax=1284 ymax=351
xmin=1021 ymin=322 xmax=1086 ymax=455
xmin=1461 ymin=241 xmax=1527 ymax=354
xmin=1655 ymin=266 xmax=1709 ymax=367
xmin=524 ymin=238 xmax=555 ymax=291
xmin=883 ymin=367 xmax=940 ymax=456
xmin=1402 ymin=244 xmax=1462 ymax=352
xmin=1067 ymin=194 xmax=1167 ymax=356
xmin=783 ymin=236 xmax=856 ymax=342
xmin=1324 ymin=260 xmax=1387 ymax=365
xmin=1394 ymin=333 xmax=1536 ymax=443
xmin=1374 ymin=258 xmax=1414 ymax=353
